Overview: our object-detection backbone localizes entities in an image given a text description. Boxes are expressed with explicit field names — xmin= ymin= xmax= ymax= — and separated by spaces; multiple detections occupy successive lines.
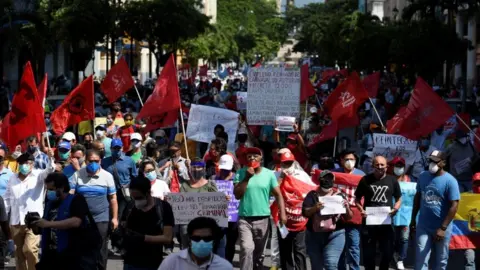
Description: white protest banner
xmin=236 ymin=92 xmax=247 ymax=111
xmin=186 ymin=104 xmax=239 ymax=152
xmin=366 ymin=206 xmax=392 ymax=225
xmin=373 ymin=133 xmax=417 ymax=166
xmin=165 ymin=192 xmax=229 ymax=227
xmin=275 ymin=116 xmax=296 ymax=132
xmin=318 ymin=195 xmax=346 ymax=215
xmin=247 ymin=67 xmax=301 ymax=125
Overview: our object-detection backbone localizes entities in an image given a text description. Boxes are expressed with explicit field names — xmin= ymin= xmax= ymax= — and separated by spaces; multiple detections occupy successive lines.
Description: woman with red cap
xmin=388 ymin=157 xmax=410 ymax=182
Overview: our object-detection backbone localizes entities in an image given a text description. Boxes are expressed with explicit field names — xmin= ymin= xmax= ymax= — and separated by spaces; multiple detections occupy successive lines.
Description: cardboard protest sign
xmin=373 ymin=133 xmax=417 ymax=166
xmin=216 ymin=180 xmax=239 ymax=222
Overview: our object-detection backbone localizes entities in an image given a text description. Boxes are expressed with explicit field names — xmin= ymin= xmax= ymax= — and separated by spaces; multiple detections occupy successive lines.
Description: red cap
xmin=280 ymin=152 xmax=295 ymax=162
xmin=473 ymin=172 xmax=480 ymax=182
xmin=389 ymin=156 xmax=405 ymax=166
xmin=245 ymin=147 xmax=262 ymax=156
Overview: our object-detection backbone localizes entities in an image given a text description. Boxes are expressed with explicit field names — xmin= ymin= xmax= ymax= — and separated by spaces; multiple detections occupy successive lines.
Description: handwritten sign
xmin=236 ymin=92 xmax=247 ymax=111
xmin=373 ymin=134 xmax=417 ymax=166
xmin=275 ymin=116 xmax=296 ymax=132
xmin=186 ymin=104 xmax=239 ymax=152
xmin=247 ymin=67 xmax=301 ymax=125
xmin=366 ymin=206 xmax=392 ymax=225
xmin=318 ymin=195 xmax=346 ymax=215
xmin=165 ymin=192 xmax=229 ymax=227
xmin=216 ymin=180 xmax=239 ymax=222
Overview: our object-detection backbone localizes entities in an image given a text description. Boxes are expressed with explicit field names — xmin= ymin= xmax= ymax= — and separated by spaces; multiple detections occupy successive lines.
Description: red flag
xmin=319 ymin=69 xmax=348 ymax=85
xmin=198 ymin=65 xmax=208 ymax=77
xmin=37 ymin=73 xmax=48 ymax=107
xmin=362 ymin=72 xmax=380 ymax=98
xmin=396 ymin=77 xmax=454 ymax=140
xmin=101 ymin=57 xmax=135 ymax=103
xmin=253 ymin=61 xmax=262 ymax=68
xmin=387 ymin=106 xmax=407 ymax=134
xmin=456 ymin=113 xmax=471 ymax=133
xmin=308 ymin=121 xmax=338 ymax=147
xmin=143 ymin=110 xmax=179 ymax=133
xmin=51 ymin=76 xmax=95 ymax=135
xmin=324 ymin=72 xmax=369 ymax=122
xmin=0 ymin=62 xmax=46 ymax=149
xmin=137 ymin=54 xmax=180 ymax=120
xmin=300 ymin=64 xmax=316 ymax=102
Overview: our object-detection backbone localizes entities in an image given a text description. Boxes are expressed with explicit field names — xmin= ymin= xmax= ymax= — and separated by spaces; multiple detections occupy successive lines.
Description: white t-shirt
xmin=151 ymin=180 xmax=170 ymax=200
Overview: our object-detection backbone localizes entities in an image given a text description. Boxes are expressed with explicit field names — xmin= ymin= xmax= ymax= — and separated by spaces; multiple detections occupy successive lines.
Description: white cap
xmin=309 ymin=107 xmax=318 ymax=114
xmin=62 ymin=132 xmax=76 ymax=142
xmin=238 ymin=126 xmax=248 ymax=135
xmin=278 ymin=148 xmax=292 ymax=155
xmin=130 ymin=132 xmax=142 ymax=141
xmin=219 ymin=154 xmax=234 ymax=170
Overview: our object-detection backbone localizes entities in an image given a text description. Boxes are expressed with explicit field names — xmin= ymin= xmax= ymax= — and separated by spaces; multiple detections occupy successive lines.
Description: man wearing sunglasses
xmin=159 ymin=217 xmax=232 ymax=269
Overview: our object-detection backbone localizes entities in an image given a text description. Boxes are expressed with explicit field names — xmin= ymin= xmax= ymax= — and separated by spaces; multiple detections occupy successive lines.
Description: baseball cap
xmin=473 ymin=172 xmax=480 ymax=182
xmin=245 ymin=147 xmax=262 ymax=156
xmin=390 ymin=156 xmax=405 ymax=166
xmin=58 ymin=141 xmax=71 ymax=150
xmin=219 ymin=155 xmax=234 ymax=170
xmin=278 ymin=148 xmax=292 ymax=155
xmin=429 ymin=150 xmax=447 ymax=163
xmin=318 ymin=170 xmax=335 ymax=188
xmin=280 ymin=152 xmax=295 ymax=162
xmin=111 ymin=138 xmax=123 ymax=148
xmin=130 ymin=133 xmax=142 ymax=141
xmin=62 ymin=132 xmax=76 ymax=142
xmin=17 ymin=153 xmax=34 ymax=164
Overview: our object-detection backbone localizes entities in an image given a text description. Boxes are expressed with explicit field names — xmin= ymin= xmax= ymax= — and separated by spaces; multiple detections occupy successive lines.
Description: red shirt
xmin=235 ymin=144 xmax=248 ymax=167
xmin=116 ymin=126 xmax=135 ymax=152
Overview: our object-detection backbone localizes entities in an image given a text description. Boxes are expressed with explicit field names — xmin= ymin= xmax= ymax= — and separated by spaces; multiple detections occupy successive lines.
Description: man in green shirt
xmin=234 ymin=147 xmax=286 ymax=270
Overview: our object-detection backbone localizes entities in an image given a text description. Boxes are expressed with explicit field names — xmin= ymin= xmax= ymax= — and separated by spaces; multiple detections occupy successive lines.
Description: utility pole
xmin=110 ymin=0 xmax=116 ymax=68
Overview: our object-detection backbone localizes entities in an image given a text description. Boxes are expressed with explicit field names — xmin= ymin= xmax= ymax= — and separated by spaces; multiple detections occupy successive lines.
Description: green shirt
xmin=234 ymin=167 xmax=278 ymax=217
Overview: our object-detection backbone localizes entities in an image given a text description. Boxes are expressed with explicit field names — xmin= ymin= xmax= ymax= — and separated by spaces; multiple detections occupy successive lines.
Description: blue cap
xmin=111 ymin=138 xmax=123 ymax=148
xmin=58 ymin=141 xmax=71 ymax=150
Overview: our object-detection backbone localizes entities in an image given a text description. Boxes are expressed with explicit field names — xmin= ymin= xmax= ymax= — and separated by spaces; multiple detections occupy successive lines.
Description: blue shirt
xmin=101 ymin=153 xmax=138 ymax=186
xmin=101 ymin=137 xmax=112 ymax=158
xmin=63 ymin=165 xmax=77 ymax=179
xmin=417 ymin=171 xmax=460 ymax=234
xmin=333 ymin=167 xmax=366 ymax=176
xmin=393 ymin=182 xmax=417 ymax=226
xmin=0 ymin=167 xmax=13 ymax=197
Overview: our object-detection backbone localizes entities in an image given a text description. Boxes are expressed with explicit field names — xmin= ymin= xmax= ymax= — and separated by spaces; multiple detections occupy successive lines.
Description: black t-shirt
xmin=354 ymin=174 xmax=401 ymax=208
xmin=124 ymin=199 xmax=174 ymax=268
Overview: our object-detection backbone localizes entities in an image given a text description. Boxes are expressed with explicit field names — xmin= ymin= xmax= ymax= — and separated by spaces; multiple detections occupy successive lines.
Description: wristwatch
xmin=440 ymin=225 xmax=447 ymax=231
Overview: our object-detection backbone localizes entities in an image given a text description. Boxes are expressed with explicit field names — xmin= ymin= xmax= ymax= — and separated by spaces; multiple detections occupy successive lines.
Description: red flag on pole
xmin=387 ymin=106 xmax=407 ymax=134
xmin=0 ymin=62 xmax=46 ymax=149
xmin=324 ymin=72 xmax=369 ymax=122
xmin=37 ymin=73 xmax=48 ymax=108
xmin=137 ymin=54 xmax=181 ymax=120
xmin=300 ymin=64 xmax=316 ymax=102
xmin=396 ymin=77 xmax=454 ymax=140
xmin=51 ymin=76 xmax=95 ymax=135
xmin=101 ymin=57 xmax=135 ymax=103
xmin=143 ymin=111 xmax=179 ymax=133
xmin=362 ymin=72 xmax=380 ymax=98
xmin=308 ymin=121 xmax=338 ymax=147
xmin=198 ymin=65 xmax=208 ymax=77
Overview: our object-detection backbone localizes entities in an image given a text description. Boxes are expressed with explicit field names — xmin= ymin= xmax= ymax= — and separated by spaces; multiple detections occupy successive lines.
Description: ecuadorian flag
xmin=449 ymin=193 xmax=480 ymax=249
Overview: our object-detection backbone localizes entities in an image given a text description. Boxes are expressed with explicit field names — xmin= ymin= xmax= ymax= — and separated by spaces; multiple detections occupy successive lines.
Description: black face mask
xmin=84 ymin=142 xmax=92 ymax=150
xmin=191 ymin=169 xmax=206 ymax=180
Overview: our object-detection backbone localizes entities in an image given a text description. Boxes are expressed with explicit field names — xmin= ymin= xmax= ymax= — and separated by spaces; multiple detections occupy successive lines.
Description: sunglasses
xmin=190 ymin=235 xmax=214 ymax=242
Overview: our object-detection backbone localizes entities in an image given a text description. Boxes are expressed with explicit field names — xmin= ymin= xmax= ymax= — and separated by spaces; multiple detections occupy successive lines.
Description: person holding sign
xmin=410 ymin=150 xmax=460 ymax=270
xmin=234 ymin=147 xmax=286 ymax=270
xmin=354 ymin=156 xmax=402 ymax=270
xmin=302 ymin=170 xmax=353 ymax=270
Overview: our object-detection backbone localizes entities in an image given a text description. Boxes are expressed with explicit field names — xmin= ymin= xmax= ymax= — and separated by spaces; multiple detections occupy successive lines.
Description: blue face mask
xmin=111 ymin=150 xmax=121 ymax=158
xmin=145 ymin=171 xmax=157 ymax=182
xmin=86 ymin=162 xmax=100 ymax=174
xmin=47 ymin=190 xmax=57 ymax=201
xmin=190 ymin=240 xmax=213 ymax=258
xmin=19 ymin=164 xmax=31 ymax=175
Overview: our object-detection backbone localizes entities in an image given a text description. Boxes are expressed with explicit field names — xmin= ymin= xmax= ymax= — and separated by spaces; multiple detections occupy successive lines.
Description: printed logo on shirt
xmin=423 ymin=184 xmax=442 ymax=206
xmin=371 ymin=185 xmax=388 ymax=203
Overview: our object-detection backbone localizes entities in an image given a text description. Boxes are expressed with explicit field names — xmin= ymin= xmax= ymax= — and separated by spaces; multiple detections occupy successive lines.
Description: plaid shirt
xmin=33 ymin=150 xmax=50 ymax=170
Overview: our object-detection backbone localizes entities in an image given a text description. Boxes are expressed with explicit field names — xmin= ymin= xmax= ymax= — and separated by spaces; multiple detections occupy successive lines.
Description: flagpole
xmin=333 ymin=135 xmax=337 ymax=157
xmin=133 ymin=84 xmax=144 ymax=107
xmin=368 ymin=97 xmax=385 ymax=129
xmin=455 ymin=113 xmax=480 ymax=142
xmin=179 ymin=107 xmax=190 ymax=161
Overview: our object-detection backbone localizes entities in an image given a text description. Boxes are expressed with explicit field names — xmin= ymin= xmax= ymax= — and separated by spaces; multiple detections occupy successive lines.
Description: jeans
xmin=306 ymin=229 xmax=346 ymax=270
xmin=465 ymin=249 xmax=476 ymax=270
xmin=362 ymin=225 xmax=394 ymax=270
xmin=226 ymin=222 xmax=239 ymax=263
xmin=394 ymin=226 xmax=409 ymax=261
xmin=415 ymin=226 xmax=451 ymax=270
xmin=338 ymin=225 xmax=361 ymax=270
xmin=238 ymin=217 xmax=270 ymax=270
xmin=278 ymin=230 xmax=307 ymax=270
xmin=270 ymin=217 xmax=280 ymax=267
xmin=97 ymin=222 xmax=109 ymax=270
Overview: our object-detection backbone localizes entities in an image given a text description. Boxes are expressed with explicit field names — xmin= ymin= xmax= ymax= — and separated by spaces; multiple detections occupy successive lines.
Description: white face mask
xmin=133 ymin=142 xmax=141 ymax=149
xmin=12 ymin=151 xmax=22 ymax=159
xmin=321 ymin=187 xmax=332 ymax=193
xmin=429 ymin=162 xmax=439 ymax=174
xmin=282 ymin=165 xmax=295 ymax=175
xmin=96 ymin=130 xmax=105 ymax=138
xmin=394 ymin=167 xmax=405 ymax=176
xmin=344 ymin=160 xmax=355 ymax=170
xmin=134 ymin=199 xmax=148 ymax=209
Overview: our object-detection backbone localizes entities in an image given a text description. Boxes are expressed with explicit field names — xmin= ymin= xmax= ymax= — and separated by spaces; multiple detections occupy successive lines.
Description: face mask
xmin=86 ymin=162 xmax=100 ymax=174
xmin=27 ymin=146 xmax=37 ymax=154
xmin=374 ymin=167 xmax=386 ymax=177
xmin=96 ymin=130 xmax=105 ymax=138
xmin=282 ymin=165 xmax=294 ymax=175
xmin=125 ymin=120 xmax=133 ymax=126
xmin=134 ymin=199 xmax=148 ymax=209
xmin=59 ymin=151 xmax=70 ymax=161
xmin=111 ymin=150 xmax=121 ymax=158
xmin=145 ymin=171 xmax=157 ymax=181
xmin=78 ymin=158 xmax=85 ymax=166
xmin=394 ymin=167 xmax=405 ymax=176
xmin=12 ymin=151 xmax=22 ymax=159
xmin=458 ymin=137 xmax=468 ymax=145
xmin=192 ymin=169 xmax=206 ymax=180
xmin=344 ymin=160 xmax=355 ymax=170
xmin=106 ymin=119 xmax=113 ymax=125
xmin=429 ymin=162 xmax=439 ymax=174
xmin=47 ymin=190 xmax=57 ymax=201
xmin=191 ymin=240 xmax=213 ymax=258
xmin=321 ymin=187 xmax=332 ymax=193
xmin=19 ymin=164 xmax=31 ymax=175
xmin=248 ymin=160 xmax=261 ymax=169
